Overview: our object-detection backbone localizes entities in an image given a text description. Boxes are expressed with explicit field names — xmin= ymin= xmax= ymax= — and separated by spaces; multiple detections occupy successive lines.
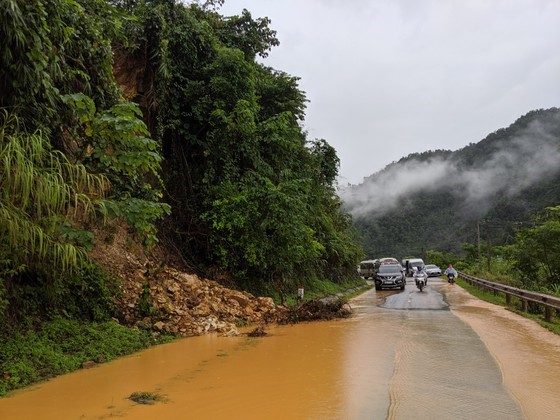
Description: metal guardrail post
xmin=545 ymin=307 xmax=553 ymax=322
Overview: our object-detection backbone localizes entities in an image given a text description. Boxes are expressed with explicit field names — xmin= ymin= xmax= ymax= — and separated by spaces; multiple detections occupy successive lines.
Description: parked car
xmin=374 ymin=261 xmax=406 ymax=291
xmin=425 ymin=264 xmax=442 ymax=277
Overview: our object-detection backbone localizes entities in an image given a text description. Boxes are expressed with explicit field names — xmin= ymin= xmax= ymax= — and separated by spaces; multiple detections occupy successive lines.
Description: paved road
xmin=351 ymin=277 xmax=525 ymax=419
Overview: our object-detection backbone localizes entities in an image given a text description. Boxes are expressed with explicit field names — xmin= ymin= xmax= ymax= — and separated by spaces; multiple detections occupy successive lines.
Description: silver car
xmin=425 ymin=264 xmax=442 ymax=277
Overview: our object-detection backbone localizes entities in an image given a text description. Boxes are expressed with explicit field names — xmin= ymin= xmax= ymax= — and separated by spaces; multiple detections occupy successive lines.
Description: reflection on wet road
xmin=1 ymin=279 xmax=559 ymax=419
xmin=380 ymin=277 xmax=448 ymax=310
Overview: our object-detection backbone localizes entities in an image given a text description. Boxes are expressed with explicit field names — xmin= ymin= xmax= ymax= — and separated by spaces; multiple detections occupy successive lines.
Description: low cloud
xmin=340 ymin=117 xmax=560 ymax=218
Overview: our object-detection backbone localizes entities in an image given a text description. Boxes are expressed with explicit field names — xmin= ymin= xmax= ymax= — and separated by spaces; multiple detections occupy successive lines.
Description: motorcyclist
xmin=444 ymin=264 xmax=457 ymax=276
xmin=444 ymin=264 xmax=457 ymax=283
xmin=414 ymin=265 xmax=427 ymax=286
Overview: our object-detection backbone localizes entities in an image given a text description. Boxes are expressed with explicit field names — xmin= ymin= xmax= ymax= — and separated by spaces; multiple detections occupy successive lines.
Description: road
xmin=1 ymin=277 xmax=559 ymax=419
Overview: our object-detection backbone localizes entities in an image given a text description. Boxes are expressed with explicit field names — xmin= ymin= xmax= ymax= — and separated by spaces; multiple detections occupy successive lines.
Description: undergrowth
xmin=0 ymin=318 xmax=174 ymax=397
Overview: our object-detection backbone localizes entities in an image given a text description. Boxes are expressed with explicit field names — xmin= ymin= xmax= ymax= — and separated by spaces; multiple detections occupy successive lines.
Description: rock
xmin=193 ymin=303 xmax=211 ymax=316
xmin=82 ymin=361 xmax=97 ymax=369
xmin=228 ymin=291 xmax=250 ymax=307
xmin=112 ymin=260 xmax=285 ymax=338
xmin=167 ymin=283 xmax=180 ymax=293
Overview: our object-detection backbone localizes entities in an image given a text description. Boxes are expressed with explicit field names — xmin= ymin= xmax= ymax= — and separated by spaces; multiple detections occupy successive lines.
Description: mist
xmin=340 ymin=116 xmax=560 ymax=218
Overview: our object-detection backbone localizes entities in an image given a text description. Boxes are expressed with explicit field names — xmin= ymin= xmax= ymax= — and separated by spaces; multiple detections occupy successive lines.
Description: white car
xmin=425 ymin=264 xmax=442 ymax=277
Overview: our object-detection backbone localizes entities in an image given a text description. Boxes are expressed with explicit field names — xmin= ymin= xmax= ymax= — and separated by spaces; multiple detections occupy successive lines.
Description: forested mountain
xmin=341 ymin=108 xmax=560 ymax=260
xmin=0 ymin=0 xmax=362 ymax=329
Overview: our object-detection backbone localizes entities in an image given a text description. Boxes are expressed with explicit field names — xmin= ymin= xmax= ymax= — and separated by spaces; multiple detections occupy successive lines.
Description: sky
xmin=218 ymin=0 xmax=560 ymax=185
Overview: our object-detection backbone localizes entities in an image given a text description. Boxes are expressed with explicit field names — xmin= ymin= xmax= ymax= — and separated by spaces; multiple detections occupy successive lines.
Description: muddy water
xmin=1 ymin=283 xmax=559 ymax=419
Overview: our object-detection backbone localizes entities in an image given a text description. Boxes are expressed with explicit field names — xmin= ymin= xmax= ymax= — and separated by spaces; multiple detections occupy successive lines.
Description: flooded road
xmin=1 ymin=278 xmax=560 ymax=419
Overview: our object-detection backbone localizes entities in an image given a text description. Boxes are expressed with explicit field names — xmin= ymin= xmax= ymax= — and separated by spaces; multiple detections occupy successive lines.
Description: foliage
xmin=216 ymin=8 xmax=279 ymax=60
xmin=0 ymin=318 xmax=173 ymax=396
xmin=424 ymin=250 xmax=460 ymax=271
xmin=0 ymin=114 xmax=108 ymax=273
xmin=119 ymin=0 xmax=363 ymax=292
xmin=0 ymin=0 xmax=168 ymax=330
xmin=129 ymin=391 xmax=166 ymax=405
xmin=0 ymin=0 xmax=122 ymax=130
xmin=62 ymin=93 xmax=170 ymax=246
xmin=503 ymin=205 xmax=560 ymax=289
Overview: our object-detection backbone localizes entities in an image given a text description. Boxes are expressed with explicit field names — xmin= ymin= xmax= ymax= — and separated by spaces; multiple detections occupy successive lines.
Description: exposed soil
xmin=90 ymin=224 xmax=347 ymax=337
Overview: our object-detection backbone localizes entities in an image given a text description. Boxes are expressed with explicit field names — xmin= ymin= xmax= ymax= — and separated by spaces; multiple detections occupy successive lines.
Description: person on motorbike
xmin=444 ymin=264 xmax=457 ymax=283
xmin=444 ymin=264 xmax=457 ymax=276
xmin=414 ymin=265 xmax=427 ymax=286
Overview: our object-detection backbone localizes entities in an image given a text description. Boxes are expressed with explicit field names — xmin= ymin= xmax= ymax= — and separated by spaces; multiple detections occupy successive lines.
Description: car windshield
xmin=378 ymin=264 xmax=401 ymax=274
xmin=426 ymin=265 xmax=437 ymax=269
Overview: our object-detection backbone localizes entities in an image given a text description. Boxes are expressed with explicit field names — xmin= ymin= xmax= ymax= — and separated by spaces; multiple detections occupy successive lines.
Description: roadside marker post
xmin=297 ymin=286 xmax=304 ymax=301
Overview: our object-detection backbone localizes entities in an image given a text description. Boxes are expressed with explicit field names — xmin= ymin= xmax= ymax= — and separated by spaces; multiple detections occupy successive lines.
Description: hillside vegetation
xmin=0 ymin=0 xmax=364 ymax=394
xmin=343 ymin=108 xmax=560 ymax=296
xmin=343 ymin=108 xmax=560 ymax=260
xmin=0 ymin=0 xmax=362 ymax=324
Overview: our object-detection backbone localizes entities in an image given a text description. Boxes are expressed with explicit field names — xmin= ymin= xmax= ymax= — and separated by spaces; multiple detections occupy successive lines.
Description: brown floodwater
xmin=1 ymin=281 xmax=559 ymax=419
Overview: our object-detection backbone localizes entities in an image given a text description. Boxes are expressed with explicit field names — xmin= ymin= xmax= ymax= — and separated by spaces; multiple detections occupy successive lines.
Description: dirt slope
xmin=90 ymin=226 xmax=286 ymax=337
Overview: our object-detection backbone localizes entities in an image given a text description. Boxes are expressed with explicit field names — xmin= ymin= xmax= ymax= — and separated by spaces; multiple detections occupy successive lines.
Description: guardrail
xmin=458 ymin=272 xmax=560 ymax=322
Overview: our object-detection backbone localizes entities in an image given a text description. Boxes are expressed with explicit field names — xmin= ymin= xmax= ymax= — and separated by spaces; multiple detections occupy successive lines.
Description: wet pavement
xmin=1 ymin=278 xmax=559 ymax=419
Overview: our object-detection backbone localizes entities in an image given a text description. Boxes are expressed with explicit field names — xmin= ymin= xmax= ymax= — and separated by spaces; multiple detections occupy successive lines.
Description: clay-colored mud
xmin=1 ymin=282 xmax=559 ymax=419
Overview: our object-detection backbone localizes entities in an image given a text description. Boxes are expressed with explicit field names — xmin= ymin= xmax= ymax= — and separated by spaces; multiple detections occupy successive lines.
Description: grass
xmin=129 ymin=391 xmax=166 ymax=405
xmin=0 ymin=318 xmax=174 ymax=397
xmin=280 ymin=277 xmax=370 ymax=306
xmin=456 ymin=278 xmax=560 ymax=335
xmin=456 ymin=278 xmax=508 ymax=306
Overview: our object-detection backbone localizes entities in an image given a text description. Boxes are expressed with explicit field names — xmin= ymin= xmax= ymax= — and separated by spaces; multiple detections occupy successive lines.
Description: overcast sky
xmin=218 ymin=0 xmax=560 ymax=185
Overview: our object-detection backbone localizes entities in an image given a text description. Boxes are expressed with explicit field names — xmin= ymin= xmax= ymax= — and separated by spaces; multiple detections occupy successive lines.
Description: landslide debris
xmin=117 ymin=266 xmax=287 ymax=336
xmin=280 ymin=299 xmax=352 ymax=324
xmin=91 ymin=225 xmax=351 ymax=338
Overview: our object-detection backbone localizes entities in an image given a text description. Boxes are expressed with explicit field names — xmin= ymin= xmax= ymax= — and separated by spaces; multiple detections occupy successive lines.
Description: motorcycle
xmin=447 ymin=273 xmax=456 ymax=284
xmin=414 ymin=271 xmax=427 ymax=292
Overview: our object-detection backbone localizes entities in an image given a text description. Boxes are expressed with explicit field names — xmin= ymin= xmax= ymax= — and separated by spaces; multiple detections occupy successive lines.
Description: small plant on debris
xmin=129 ymin=391 xmax=166 ymax=405
xmin=247 ymin=326 xmax=267 ymax=337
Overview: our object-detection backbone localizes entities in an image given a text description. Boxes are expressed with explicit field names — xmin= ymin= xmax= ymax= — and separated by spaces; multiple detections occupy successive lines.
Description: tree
xmin=506 ymin=206 xmax=560 ymax=288
xmin=119 ymin=1 xmax=363 ymax=292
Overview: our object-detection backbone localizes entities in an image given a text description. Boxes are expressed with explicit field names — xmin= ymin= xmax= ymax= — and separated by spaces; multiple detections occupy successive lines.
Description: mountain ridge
xmin=342 ymin=107 xmax=560 ymax=259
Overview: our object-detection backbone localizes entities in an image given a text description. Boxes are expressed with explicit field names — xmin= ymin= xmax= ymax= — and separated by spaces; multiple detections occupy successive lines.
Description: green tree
xmin=505 ymin=206 xmax=560 ymax=288
xmin=119 ymin=0 xmax=363 ymax=292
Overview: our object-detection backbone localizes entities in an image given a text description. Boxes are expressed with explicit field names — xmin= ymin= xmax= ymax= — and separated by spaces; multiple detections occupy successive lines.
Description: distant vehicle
xmin=376 ymin=257 xmax=400 ymax=267
xmin=425 ymin=264 xmax=442 ymax=277
xmin=359 ymin=259 xmax=377 ymax=279
xmin=403 ymin=258 xmax=425 ymax=276
xmin=374 ymin=260 xmax=406 ymax=291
